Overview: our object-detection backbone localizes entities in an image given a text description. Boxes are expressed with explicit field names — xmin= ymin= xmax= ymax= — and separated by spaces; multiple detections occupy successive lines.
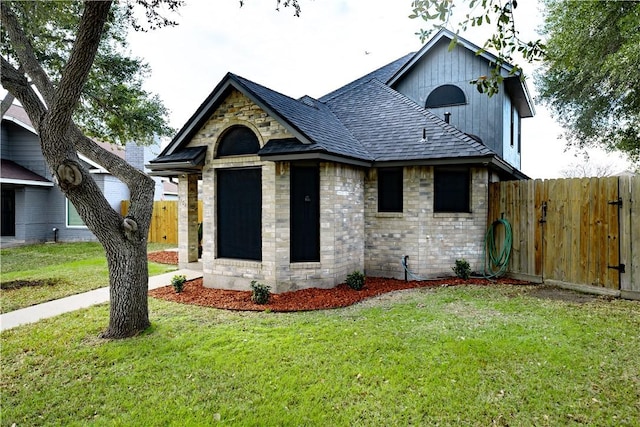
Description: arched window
xmin=216 ymin=126 xmax=260 ymax=157
xmin=425 ymin=84 xmax=466 ymax=108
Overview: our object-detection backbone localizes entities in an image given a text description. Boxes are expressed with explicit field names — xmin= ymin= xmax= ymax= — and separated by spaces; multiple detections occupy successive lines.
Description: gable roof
xmin=386 ymin=28 xmax=535 ymax=117
xmin=2 ymin=104 xmax=37 ymax=134
xmin=152 ymin=31 xmax=532 ymax=179
xmin=159 ymin=72 xmax=370 ymax=164
xmin=0 ymin=159 xmax=53 ymax=187
xmin=325 ymin=78 xmax=496 ymax=163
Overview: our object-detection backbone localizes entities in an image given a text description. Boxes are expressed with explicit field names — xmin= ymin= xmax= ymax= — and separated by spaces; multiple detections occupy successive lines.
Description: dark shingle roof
xmin=148 ymin=146 xmax=207 ymax=165
xmin=0 ymin=159 xmax=52 ymax=185
xmin=319 ymin=53 xmax=415 ymax=103
xmin=154 ymin=47 xmax=509 ymax=169
xmin=325 ymin=78 xmax=495 ymax=162
xmin=231 ymin=74 xmax=371 ymax=160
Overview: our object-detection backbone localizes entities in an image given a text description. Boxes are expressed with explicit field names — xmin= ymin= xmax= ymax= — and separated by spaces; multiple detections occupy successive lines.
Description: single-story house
xmin=0 ymin=104 xmax=170 ymax=244
xmin=148 ymin=29 xmax=534 ymax=292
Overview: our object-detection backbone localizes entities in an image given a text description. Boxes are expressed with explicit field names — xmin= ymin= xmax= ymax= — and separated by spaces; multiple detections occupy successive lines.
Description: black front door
xmin=217 ymin=168 xmax=262 ymax=261
xmin=1 ymin=189 xmax=15 ymax=237
xmin=290 ymin=165 xmax=320 ymax=262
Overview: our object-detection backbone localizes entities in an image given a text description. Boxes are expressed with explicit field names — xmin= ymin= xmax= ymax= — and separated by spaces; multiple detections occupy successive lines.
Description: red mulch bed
xmin=147 ymin=251 xmax=531 ymax=312
xmin=148 ymin=250 xmax=178 ymax=265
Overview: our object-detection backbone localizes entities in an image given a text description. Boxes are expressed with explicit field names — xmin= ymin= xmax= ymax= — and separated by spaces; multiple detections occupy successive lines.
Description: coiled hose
xmin=483 ymin=218 xmax=512 ymax=279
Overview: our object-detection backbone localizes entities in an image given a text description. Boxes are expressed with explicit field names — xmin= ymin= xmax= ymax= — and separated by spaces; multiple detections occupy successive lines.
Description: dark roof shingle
xmin=325 ymin=78 xmax=496 ymax=162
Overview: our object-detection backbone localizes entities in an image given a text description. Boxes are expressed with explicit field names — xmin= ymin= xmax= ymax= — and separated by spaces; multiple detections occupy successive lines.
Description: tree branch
xmin=48 ymin=1 xmax=113 ymax=129
xmin=0 ymin=56 xmax=47 ymax=132
xmin=0 ymin=3 xmax=55 ymax=105
xmin=0 ymin=93 xmax=15 ymax=118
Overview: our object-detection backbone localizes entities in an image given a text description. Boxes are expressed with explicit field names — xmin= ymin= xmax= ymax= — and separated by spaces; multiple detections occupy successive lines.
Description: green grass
xmin=0 ymin=242 xmax=177 ymax=313
xmin=1 ymin=285 xmax=638 ymax=426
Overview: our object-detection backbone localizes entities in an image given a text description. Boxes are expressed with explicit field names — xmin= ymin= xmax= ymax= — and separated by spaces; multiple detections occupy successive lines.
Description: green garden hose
xmin=483 ymin=218 xmax=512 ymax=279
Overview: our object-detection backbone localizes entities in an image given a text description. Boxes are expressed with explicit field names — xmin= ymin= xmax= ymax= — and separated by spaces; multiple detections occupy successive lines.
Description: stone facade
xmin=177 ymin=89 xmax=489 ymax=292
xmin=365 ymin=166 xmax=489 ymax=279
xmin=178 ymin=90 xmax=366 ymax=292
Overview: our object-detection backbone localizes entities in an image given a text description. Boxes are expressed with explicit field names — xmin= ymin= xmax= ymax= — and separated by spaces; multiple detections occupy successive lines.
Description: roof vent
xmin=420 ymin=128 xmax=428 ymax=143
xmin=444 ymin=112 xmax=451 ymax=124
xmin=299 ymin=95 xmax=318 ymax=109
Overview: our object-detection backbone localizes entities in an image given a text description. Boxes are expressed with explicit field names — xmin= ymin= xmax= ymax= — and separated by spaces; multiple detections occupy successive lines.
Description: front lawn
xmin=0 ymin=242 xmax=177 ymax=313
xmin=1 ymin=285 xmax=638 ymax=425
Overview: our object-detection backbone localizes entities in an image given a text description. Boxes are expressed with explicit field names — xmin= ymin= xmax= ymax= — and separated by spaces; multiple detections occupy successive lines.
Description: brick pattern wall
xmin=365 ymin=166 xmax=488 ymax=279
xmin=180 ymin=90 xmax=364 ymax=292
xmin=178 ymin=89 xmax=489 ymax=291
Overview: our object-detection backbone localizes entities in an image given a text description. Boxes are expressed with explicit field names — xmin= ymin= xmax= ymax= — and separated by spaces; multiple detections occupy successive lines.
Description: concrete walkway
xmin=0 ymin=269 xmax=203 ymax=332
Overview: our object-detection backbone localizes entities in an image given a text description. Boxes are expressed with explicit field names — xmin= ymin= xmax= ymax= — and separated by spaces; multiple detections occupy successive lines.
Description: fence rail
xmin=121 ymin=200 xmax=202 ymax=245
xmin=488 ymin=175 xmax=639 ymax=299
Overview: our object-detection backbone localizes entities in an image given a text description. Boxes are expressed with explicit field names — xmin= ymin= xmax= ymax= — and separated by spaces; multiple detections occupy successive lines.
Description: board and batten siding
xmin=393 ymin=37 xmax=509 ymax=160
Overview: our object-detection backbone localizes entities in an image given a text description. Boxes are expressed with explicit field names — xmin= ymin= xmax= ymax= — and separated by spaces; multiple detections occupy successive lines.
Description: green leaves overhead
xmin=1 ymin=0 xmax=178 ymax=145
xmin=409 ymin=0 xmax=545 ymax=97
xmin=537 ymin=0 xmax=640 ymax=162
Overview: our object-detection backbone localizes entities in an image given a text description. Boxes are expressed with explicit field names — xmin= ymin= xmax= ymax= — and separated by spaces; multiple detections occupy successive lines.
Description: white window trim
xmin=66 ymin=199 xmax=88 ymax=228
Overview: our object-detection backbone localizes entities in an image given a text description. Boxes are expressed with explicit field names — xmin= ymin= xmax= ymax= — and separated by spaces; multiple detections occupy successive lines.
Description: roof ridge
xmin=231 ymin=73 xmax=322 ymax=113
xmin=319 ymin=52 xmax=415 ymax=103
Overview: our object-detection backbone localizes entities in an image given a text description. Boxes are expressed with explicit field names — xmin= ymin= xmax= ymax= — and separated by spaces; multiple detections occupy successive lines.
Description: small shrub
xmin=346 ymin=270 xmax=365 ymax=290
xmin=171 ymin=274 xmax=187 ymax=293
xmin=250 ymin=281 xmax=271 ymax=304
xmin=452 ymin=259 xmax=471 ymax=280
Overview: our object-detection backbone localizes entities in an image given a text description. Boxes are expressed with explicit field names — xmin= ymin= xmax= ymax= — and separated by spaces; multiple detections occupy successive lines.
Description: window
xmin=66 ymin=199 xmax=86 ymax=227
xmin=434 ymin=168 xmax=470 ymax=213
xmin=216 ymin=126 xmax=260 ymax=157
xmin=378 ymin=168 xmax=403 ymax=213
xmin=425 ymin=85 xmax=466 ymax=108
xmin=510 ymin=106 xmax=515 ymax=147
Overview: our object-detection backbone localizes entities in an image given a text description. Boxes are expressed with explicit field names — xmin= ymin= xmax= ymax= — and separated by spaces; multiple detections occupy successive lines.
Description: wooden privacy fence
xmin=121 ymin=200 xmax=202 ymax=245
xmin=488 ymin=175 xmax=639 ymax=299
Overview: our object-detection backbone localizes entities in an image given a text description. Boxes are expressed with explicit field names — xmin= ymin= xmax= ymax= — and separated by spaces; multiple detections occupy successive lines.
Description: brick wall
xmin=178 ymin=89 xmax=370 ymax=292
xmin=178 ymin=89 xmax=489 ymax=291
xmin=365 ymin=166 xmax=488 ymax=279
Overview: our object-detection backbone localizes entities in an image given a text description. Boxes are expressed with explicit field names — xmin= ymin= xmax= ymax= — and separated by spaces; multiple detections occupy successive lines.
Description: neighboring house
xmin=148 ymin=29 xmax=534 ymax=292
xmin=0 ymin=104 xmax=169 ymax=244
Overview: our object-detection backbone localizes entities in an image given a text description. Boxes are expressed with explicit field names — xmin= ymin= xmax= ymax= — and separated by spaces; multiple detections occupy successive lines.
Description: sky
xmin=124 ymin=0 xmax=631 ymax=179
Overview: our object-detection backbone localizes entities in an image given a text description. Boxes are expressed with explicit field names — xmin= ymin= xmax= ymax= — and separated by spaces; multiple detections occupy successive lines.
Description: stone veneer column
xmin=178 ymin=174 xmax=199 ymax=266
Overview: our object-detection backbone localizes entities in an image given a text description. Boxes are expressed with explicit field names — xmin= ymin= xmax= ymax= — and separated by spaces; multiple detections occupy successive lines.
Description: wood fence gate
xmin=121 ymin=200 xmax=203 ymax=245
xmin=488 ymin=176 xmax=639 ymax=299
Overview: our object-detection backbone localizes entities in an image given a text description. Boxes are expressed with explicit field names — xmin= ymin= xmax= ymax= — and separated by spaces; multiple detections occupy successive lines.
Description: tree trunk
xmin=101 ymin=238 xmax=151 ymax=338
xmin=2 ymin=1 xmax=156 ymax=339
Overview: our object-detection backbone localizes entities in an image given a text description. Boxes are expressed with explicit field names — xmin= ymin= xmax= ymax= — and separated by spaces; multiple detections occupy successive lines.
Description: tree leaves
xmin=1 ymin=0 xmax=176 ymax=145
xmin=537 ymin=0 xmax=640 ymax=162
xmin=409 ymin=0 xmax=545 ymax=97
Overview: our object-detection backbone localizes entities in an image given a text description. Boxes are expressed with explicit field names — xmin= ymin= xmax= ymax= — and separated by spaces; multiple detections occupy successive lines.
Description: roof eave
xmin=0 ymin=177 xmax=54 ymax=187
xmin=371 ymin=155 xmax=528 ymax=180
xmin=2 ymin=116 xmax=37 ymax=135
xmin=259 ymin=152 xmax=371 ymax=168
xmin=161 ymin=74 xmax=316 ymax=158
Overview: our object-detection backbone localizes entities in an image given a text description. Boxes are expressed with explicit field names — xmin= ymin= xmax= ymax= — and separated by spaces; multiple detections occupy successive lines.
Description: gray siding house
xmin=0 ymin=104 xmax=167 ymax=244
xmin=149 ymin=29 xmax=534 ymax=292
